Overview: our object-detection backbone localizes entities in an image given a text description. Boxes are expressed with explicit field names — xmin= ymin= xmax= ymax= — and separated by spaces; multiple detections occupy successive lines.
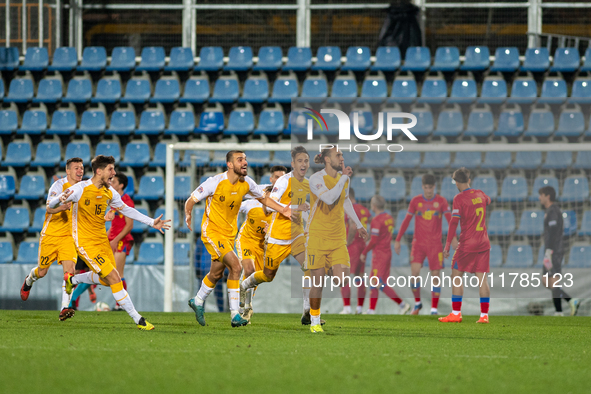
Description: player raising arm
xmin=439 ymin=168 xmax=491 ymax=324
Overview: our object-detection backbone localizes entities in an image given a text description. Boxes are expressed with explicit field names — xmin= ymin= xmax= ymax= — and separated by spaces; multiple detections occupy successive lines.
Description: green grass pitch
xmin=0 ymin=311 xmax=589 ymax=394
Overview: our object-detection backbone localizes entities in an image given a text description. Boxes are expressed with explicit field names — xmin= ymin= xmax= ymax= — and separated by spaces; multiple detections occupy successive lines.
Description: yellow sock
xmin=33 ymin=267 xmax=39 ymax=279
xmin=254 ymin=271 xmax=271 ymax=283
xmin=227 ymin=279 xmax=239 ymax=289
xmin=110 ymin=281 xmax=124 ymax=293
xmin=203 ymin=275 xmax=216 ymax=288
xmin=310 ymin=308 xmax=320 ymax=316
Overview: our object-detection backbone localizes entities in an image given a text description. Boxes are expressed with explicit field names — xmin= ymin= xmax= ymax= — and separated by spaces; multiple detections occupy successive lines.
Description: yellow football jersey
xmin=291 ymin=175 xmax=309 ymax=237
xmin=307 ymin=169 xmax=349 ymax=243
xmin=238 ymin=199 xmax=271 ymax=243
xmin=267 ymin=172 xmax=292 ymax=242
xmin=42 ymin=177 xmax=72 ymax=238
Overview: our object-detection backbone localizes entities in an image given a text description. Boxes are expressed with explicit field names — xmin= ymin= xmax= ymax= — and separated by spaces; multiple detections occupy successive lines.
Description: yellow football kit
xmin=236 ymin=199 xmax=271 ymax=271
xmin=290 ymin=175 xmax=309 ymax=257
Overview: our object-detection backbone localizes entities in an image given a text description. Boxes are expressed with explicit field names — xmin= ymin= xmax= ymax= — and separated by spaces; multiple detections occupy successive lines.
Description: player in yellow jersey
xmin=306 ymin=147 xmax=368 ymax=333
xmin=20 ymin=157 xmax=85 ymax=321
xmin=185 ymin=150 xmax=291 ymax=327
xmin=48 ymin=155 xmax=170 ymax=330
xmin=237 ymin=165 xmax=287 ymax=321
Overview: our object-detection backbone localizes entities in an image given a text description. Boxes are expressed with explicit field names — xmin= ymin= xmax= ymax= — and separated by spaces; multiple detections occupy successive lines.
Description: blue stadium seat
xmin=568 ymin=245 xmax=591 ymax=268
xmin=581 ymin=48 xmax=591 ymax=72
xmin=521 ymin=48 xmax=550 ymax=72
xmin=461 ymin=46 xmax=490 ymax=71
xmin=349 ymin=110 xmax=373 ymax=136
xmin=273 ymin=151 xmax=291 ymax=167
xmin=318 ymin=111 xmax=339 ymax=137
xmin=210 ymin=77 xmax=239 ymax=103
xmin=418 ymin=76 xmax=447 ymax=103
xmin=538 ymin=78 xmax=567 ymax=104
xmin=391 ymin=243 xmax=410 ymax=266
xmin=342 ymin=46 xmax=371 ymax=71
xmin=0 ymin=207 xmax=30 ymax=232
xmin=472 ymin=176 xmax=497 ymax=200
xmin=551 ymin=48 xmax=580 ymax=72
xmin=15 ymin=240 xmax=38 ymax=264
xmin=106 ymin=47 xmax=136 ymax=72
xmin=106 ymin=110 xmax=136 ymax=136
xmin=137 ymin=110 xmax=165 ymax=136
xmin=76 ymin=110 xmax=106 ymax=136
xmin=361 ymin=152 xmax=390 ymax=168
xmin=431 ymin=46 xmax=460 ymax=72
xmin=269 ymin=76 xmax=298 ymax=103
xmin=433 ymin=108 xmax=463 ymax=137
xmin=495 ymin=109 xmax=524 ymax=137
xmin=420 ymin=151 xmax=450 ymax=169
xmin=498 ymin=176 xmax=528 ymax=202
xmin=449 ymin=78 xmax=477 ymax=103
xmin=0 ymin=174 xmax=16 ymax=200
xmin=63 ymin=78 xmax=92 ymax=103
xmin=3 ymin=141 xmax=32 ymax=167
xmin=481 ymin=151 xmax=511 ymax=169
xmin=487 ymin=210 xmax=516 ymax=236
xmin=254 ymin=109 xmax=284 ymax=136
xmin=225 ymin=109 xmax=255 ymax=136
xmin=121 ymin=142 xmax=150 ymax=168
xmin=573 ymin=151 xmax=591 ymax=169
xmin=515 ymin=210 xmax=544 ymax=236
xmin=524 ymin=108 xmax=554 ymax=138
xmin=529 ymin=176 xmax=559 ymax=202
xmin=165 ymin=110 xmax=195 ymax=136
xmin=301 ymin=77 xmax=328 ymax=100
xmin=508 ymin=77 xmax=537 ymax=104
xmin=31 ymin=141 xmax=61 ymax=167
xmin=33 ymin=78 xmax=63 ymax=103
xmin=505 ymin=244 xmax=533 ymax=268
xmin=440 ymin=176 xmax=458 ymax=202
xmin=453 ymin=152 xmax=482 ymax=168
xmin=342 ymin=151 xmax=361 ymax=167
xmin=195 ymin=46 xmax=224 ymax=71
xmin=165 ymin=47 xmax=194 ymax=71
xmin=150 ymin=207 xmax=179 ymax=233
xmin=246 ymin=151 xmax=271 ymax=168
xmin=393 ymin=151 xmax=421 ymax=169
xmin=47 ymin=109 xmax=76 ymax=136
xmin=91 ymin=78 xmax=121 ymax=103
xmin=136 ymin=241 xmax=164 ymax=265
xmin=578 ymin=211 xmax=591 ymax=236
xmin=283 ymin=47 xmax=312 ymax=71
xmin=543 ymin=151 xmax=572 ymax=169
xmin=179 ymin=150 xmax=209 ymax=167
xmin=196 ymin=111 xmax=224 ymax=134
xmin=20 ymin=47 xmax=48 ymax=71
xmin=401 ymin=47 xmax=431 ymax=71
xmin=95 ymin=141 xmax=121 ymax=162
xmin=561 ymin=176 xmax=589 ymax=202
xmin=380 ymin=176 xmax=406 ymax=202
xmin=409 ymin=109 xmax=433 ymax=137
xmin=390 ymin=76 xmax=417 ymax=103
xmin=150 ymin=142 xmax=179 ymax=168
xmin=179 ymin=206 xmax=204 ymax=234
xmin=394 ymin=209 xmax=415 ymax=236
xmin=569 ymin=78 xmax=591 ymax=104
xmin=288 ymin=109 xmax=308 ymax=136
xmin=180 ymin=77 xmax=209 ymax=103
xmin=174 ymin=242 xmax=191 ymax=266
xmin=240 ymin=77 xmax=269 ymax=103
xmin=0 ymin=47 xmax=20 ymax=71
xmin=350 ymin=175 xmax=376 ymax=201
xmin=174 ymin=175 xmax=192 ymax=200
xmin=490 ymin=47 xmax=520 ymax=72
xmin=62 ymin=141 xmax=91 ymax=166
xmin=5 ymin=78 xmax=34 ymax=103
xmin=131 ymin=208 xmax=149 ymax=234
xmin=30 ymin=207 xmax=46 ymax=233
xmin=562 ymin=209 xmax=578 ymax=236
xmin=136 ymin=47 xmax=165 ymax=72
xmin=135 ymin=175 xmax=165 ymax=200
xmin=18 ymin=110 xmax=47 ymax=135
xmin=331 ymin=76 xmax=357 ymax=100
xmin=464 ymin=107 xmax=494 ymax=137
xmin=361 ymin=75 xmax=388 ymax=102
xmin=0 ymin=79 xmax=3 ymax=100
xmin=0 ymin=110 xmax=18 ymax=135
xmin=253 ymin=46 xmax=283 ymax=71
xmin=78 ymin=47 xmax=107 ymax=71
xmin=371 ymin=47 xmax=400 ymax=71
xmin=16 ymin=175 xmax=45 ymax=200
xmin=150 ymin=79 xmax=180 ymax=103
xmin=224 ymin=46 xmax=253 ymax=71
xmin=121 ymin=78 xmax=151 ymax=104
xmin=48 ymin=47 xmax=77 ymax=72
xmin=489 ymin=244 xmax=503 ymax=268
xmin=479 ymin=77 xmax=507 ymax=104
xmin=512 ymin=151 xmax=542 ymax=170
xmin=555 ymin=108 xmax=585 ymax=137
xmin=312 ymin=46 xmax=341 ymax=71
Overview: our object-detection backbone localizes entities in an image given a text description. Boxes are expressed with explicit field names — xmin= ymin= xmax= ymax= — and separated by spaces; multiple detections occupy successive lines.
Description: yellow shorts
xmin=202 ymin=233 xmax=235 ymax=262
xmin=305 ymin=236 xmax=350 ymax=271
xmin=76 ymin=242 xmax=116 ymax=277
xmin=38 ymin=235 xmax=78 ymax=269
xmin=264 ymin=242 xmax=291 ymax=271
xmin=236 ymin=236 xmax=265 ymax=271
xmin=292 ymin=234 xmax=306 ymax=257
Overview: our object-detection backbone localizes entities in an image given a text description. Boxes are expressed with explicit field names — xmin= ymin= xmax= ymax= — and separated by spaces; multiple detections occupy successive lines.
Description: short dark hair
xmin=291 ymin=146 xmax=309 ymax=161
xmin=91 ymin=155 xmax=116 ymax=174
xmin=349 ymin=187 xmax=355 ymax=199
xmin=422 ymin=174 xmax=436 ymax=186
xmin=452 ymin=167 xmax=470 ymax=184
xmin=66 ymin=157 xmax=84 ymax=169
xmin=114 ymin=172 xmax=128 ymax=189
xmin=538 ymin=186 xmax=556 ymax=202
xmin=270 ymin=165 xmax=288 ymax=174
xmin=226 ymin=150 xmax=245 ymax=163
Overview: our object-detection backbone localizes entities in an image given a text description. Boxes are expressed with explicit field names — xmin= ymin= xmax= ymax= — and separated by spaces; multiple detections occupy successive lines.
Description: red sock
xmin=452 ymin=296 xmax=462 ymax=313
xmin=480 ymin=297 xmax=490 ymax=314
xmin=432 ymin=286 xmax=441 ymax=309
xmin=382 ymin=286 xmax=403 ymax=305
xmin=341 ymin=283 xmax=351 ymax=307
xmin=358 ymin=283 xmax=366 ymax=307
xmin=412 ymin=284 xmax=421 ymax=304
xmin=369 ymin=288 xmax=379 ymax=310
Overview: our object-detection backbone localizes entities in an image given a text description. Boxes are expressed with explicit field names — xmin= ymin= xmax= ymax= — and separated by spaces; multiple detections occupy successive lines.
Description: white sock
xmin=73 ymin=271 xmax=102 ymax=285
xmin=244 ymin=288 xmax=253 ymax=309
xmin=452 ymin=310 xmax=461 ymax=315
xmin=367 ymin=309 xmax=375 ymax=315
xmin=195 ymin=281 xmax=214 ymax=306
xmin=399 ymin=301 xmax=406 ymax=309
xmin=241 ymin=273 xmax=263 ymax=290
xmin=342 ymin=305 xmax=351 ymax=313
xmin=228 ymin=288 xmax=240 ymax=318
xmin=311 ymin=313 xmax=321 ymax=326
xmin=26 ymin=267 xmax=40 ymax=286
xmin=431 ymin=308 xmax=438 ymax=313
xmin=112 ymin=289 xmax=141 ymax=324
xmin=480 ymin=312 xmax=488 ymax=317
xmin=356 ymin=305 xmax=363 ymax=314
xmin=61 ymin=281 xmax=71 ymax=309
xmin=302 ymin=277 xmax=311 ymax=311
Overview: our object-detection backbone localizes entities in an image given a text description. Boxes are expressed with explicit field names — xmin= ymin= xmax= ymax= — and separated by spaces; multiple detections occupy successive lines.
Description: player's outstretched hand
xmin=394 ymin=240 xmax=401 ymax=255
xmin=185 ymin=213 xmax=192 ymax=232
xmin=358 ymin=227 xmax=369 ymax=241
xmin=297 ymin=202 xmax=310 ymax=212
xmin=342 ymin=166 xmax=353 ymax=177
xmin=104 ymin=209 xmax=116 ymax=222
xmin=282 ymin=205 xmax=292 ymax=221
xmin=59 ymin=189 xmax=74 ymax=204
xmin=443 ymin=248 xmax=450 ymax=259
xmin=153 ymin=214 xmax=172 ymax=234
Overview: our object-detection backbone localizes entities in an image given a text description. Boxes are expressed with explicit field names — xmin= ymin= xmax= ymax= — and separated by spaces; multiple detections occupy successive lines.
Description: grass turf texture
xmin=0 ymin=311 xmax=589 ymax=394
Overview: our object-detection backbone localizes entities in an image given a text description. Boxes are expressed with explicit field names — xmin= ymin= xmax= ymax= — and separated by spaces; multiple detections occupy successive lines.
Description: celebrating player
xmin=20 ymin=157 xmax=85 ymax=321
xmin=394 ymin=174 xmax=456 ymax=315
xmin=360 ymin=195 xmax=409 ymax=315
xmin=237 ymin=165 xmax=287 ymax=322
xmin=340 ymin=188 xmax=371 ymax=315
xmin=186 ymin=151 xmax=291 ymax=327
xmin=306 ymin=147 xmax=368 ymax=333
xmin=49 ymin=155 xmax=170 ymax=330
xmin=439 ymin=168 xmax=491 ymax=324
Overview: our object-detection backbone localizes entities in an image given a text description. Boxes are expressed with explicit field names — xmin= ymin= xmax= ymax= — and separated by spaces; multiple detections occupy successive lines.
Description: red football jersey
xmin=408 ymin=194 xmax=450 ymax=245
xmin=346 ymin=203 xmax=371 ymax=248
xmin=108 ymin=193 xmax=134 ymax=243
xmin=363 ymin=212 xmax=394 ymax=256
xmin=452 ymin=188 xmax=491 ymax=253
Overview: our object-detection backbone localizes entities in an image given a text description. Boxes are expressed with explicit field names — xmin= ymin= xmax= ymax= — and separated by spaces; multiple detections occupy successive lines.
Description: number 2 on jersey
xmin=475 ymin=207 xmax=484 ymax=231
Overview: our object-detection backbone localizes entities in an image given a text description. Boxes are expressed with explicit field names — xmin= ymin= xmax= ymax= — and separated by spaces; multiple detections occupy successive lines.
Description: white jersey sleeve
xmin=309 ymin=171 xmax=349 ymax=205
xmin=47 ymin=180 xmax=86 ymax=208
xmin=190 ymin=175 xmax=220 ymax=203
xmin=270 ymin=174 xmax=289 ymax=202
xmin=244 ymin=176 xmax=265 ymax=199
xmin=109 ymin=187 xmax=155 ymax=227
xmin=46 ymin=178 xmax=66 ymax=204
